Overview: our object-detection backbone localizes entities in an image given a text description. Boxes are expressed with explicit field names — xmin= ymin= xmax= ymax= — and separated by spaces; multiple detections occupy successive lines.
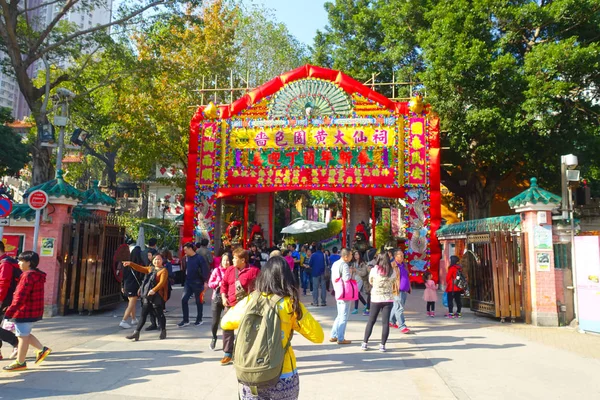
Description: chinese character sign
xmin=230 ymin=125 xmax=395 ymax=149
xmin=407 ymin=118 xmax=427 ymax=185
xmin=198 ymin=122 xmax=218 ymax=186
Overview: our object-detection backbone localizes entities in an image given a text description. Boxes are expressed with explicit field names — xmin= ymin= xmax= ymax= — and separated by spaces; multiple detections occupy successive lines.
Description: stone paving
xmin=0 ymin=288 xmax=598 ymax=399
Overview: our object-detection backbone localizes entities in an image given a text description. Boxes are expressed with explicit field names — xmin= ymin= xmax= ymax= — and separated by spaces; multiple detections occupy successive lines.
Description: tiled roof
xmin=508 ymin=177 xmax=561 ymax=209
xmin=436 ymin=215 xmax=521 ymax=238
xmin=24 ymin=169 xmax=84 ymax=201
xmin=81 ymin=180 xmax=116 ymax=206
xmin=9 ymin=204 xmax=36 ymax=221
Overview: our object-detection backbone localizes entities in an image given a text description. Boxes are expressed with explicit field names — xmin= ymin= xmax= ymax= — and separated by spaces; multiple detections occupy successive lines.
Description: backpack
xmin=454 ymin=268 xmax=467 ymax=290
xmin=0 ymin=257 xmax=22 ymax=311
xmin=233 ymin=291 xmax=291 ymax=388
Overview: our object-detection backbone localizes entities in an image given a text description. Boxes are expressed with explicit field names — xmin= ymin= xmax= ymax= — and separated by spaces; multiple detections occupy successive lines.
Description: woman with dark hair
xmin=221 ymin=256 xmax=324 ymax=399
xmin=3 ymin=251 xmax=51 ymax=371
xmin=123 ymin=253 xmax=169 ymax=341
xmin=207 ymin=251 xmax=232 ymax=350
xmin=361 ymin=252 xmax=397 ymax=352
xmin=351 ymin=250 xmax=370 ymax=315
xmin=119 ymin=246 xmax=143 ymax=329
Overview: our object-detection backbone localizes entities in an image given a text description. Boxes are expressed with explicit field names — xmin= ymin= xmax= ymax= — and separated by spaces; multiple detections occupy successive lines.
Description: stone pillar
xmin=255 ymin=193 xmax=270 ymax=246
xmin=41 ymin=197 xmax=79 ymax=317
xmin=349 ymin=194 xmax=370 ymax=247
xmin=509 ymin=178 xmax=562 ymax=326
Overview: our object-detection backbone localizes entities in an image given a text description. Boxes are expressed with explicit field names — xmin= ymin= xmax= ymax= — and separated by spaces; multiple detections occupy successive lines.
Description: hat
xmin=450 ymin=255 xmax=460 ymax=265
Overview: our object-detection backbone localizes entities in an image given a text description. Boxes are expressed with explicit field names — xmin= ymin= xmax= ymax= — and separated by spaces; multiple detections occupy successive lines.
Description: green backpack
xmin=233 ymin=291 xmax=292 ymax=387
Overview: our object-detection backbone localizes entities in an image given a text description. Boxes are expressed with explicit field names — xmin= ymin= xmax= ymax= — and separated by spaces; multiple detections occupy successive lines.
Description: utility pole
xmin=54 ymin=101 xmax=68 ymax=172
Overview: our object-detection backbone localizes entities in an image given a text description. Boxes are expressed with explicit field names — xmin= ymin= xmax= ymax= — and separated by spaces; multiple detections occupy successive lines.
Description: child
xmin=3 ymin=251 xmax=51 ymax=371
xmin=423 ymin=271 xmax=438 ymax=317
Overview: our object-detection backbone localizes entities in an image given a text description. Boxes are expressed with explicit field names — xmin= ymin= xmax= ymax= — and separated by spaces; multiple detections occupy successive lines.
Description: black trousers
xmin=448 ymin=291 xmax=462 ymax=314
xmin=211 ymin=300 xmax=225 ymax=340
xmin=136 ymin=300 xmax=166 ymax=333
xmin=427 ymin=301 xmax=435 ymax=312
xmin=0 ymin=326 xmax=17 ymax=348
xmin=355 ymin=293 xmax=371 ymax=310
xmin=363 ymin=302 xmax=393 ymax=345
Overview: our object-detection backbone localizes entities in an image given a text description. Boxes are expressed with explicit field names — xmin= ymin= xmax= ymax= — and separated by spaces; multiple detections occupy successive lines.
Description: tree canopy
xmin=0 ymin=108 xmax=29 ymax=177
xmin=316 ymin=0 xmax=600 ymax=218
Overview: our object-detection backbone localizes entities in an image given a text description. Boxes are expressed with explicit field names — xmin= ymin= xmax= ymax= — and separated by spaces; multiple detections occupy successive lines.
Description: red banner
xmin=1 ymin=235 xmax=23 ymax=258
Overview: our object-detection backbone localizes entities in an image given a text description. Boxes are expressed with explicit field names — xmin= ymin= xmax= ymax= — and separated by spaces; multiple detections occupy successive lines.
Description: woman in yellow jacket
xmin=123 ymin=254 xmax=169 ymax=341
xmin=221 ymin=256 xmax=324 ymax=400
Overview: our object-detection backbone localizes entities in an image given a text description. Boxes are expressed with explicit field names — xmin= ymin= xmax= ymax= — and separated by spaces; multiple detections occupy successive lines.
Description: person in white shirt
xmin=329 ymin=248 xmax=354 ymax=345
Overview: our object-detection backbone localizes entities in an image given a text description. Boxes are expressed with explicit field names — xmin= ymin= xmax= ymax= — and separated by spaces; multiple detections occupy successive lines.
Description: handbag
xmin=234 ymin=268 xmax=247 ymax=303
xmin=333 ymin=264 xmax=359 ymax=301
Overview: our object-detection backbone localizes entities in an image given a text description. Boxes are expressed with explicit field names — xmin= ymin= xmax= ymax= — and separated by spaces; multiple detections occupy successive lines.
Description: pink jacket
xmin=423 ymin=279 xmax=438 ymax=302
xmin=208 ymin=266 xmax=226 ymax=299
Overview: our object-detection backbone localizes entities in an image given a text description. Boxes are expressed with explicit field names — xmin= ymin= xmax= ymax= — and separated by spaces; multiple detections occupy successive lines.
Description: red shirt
xmin=5 ymin=268 xmax=46 ymax=322
xmin=221 ymin=265 xmax=260 ymax=306
xmin=445 ymin=264 xmax=463 ymax=293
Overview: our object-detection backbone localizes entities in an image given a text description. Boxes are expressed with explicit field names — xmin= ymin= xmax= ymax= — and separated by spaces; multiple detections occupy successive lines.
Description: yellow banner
xmin=230 ymin=125 xmax=397 ymax=149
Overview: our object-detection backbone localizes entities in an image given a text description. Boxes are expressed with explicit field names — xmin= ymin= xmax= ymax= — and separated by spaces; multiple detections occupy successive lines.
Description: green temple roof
xmin=9 ymin=204 xmax=36 ymax=221
xmin=436 ymin=215 xmax=521 ymax=238
xmin=508 ymin=177 xmax=561 ymax=209
xmin=81 ymin=180 xmax=116 ymax=206
xmin=25 ymin=169 xmax=84 ymax=201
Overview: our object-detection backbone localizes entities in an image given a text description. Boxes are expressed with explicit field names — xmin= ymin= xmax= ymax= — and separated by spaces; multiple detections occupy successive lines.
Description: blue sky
xmin=243 ymin=0 xmax=329 ymax=46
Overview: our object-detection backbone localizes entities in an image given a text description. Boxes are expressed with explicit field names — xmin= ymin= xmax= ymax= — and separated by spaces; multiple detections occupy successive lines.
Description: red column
xmin=342 ymin=194 xmax=347 ymax=248
xmin=243 ymin=195 xmax=249 ymax=249
xmin=371 ymin=196 xmax=376 ymax=249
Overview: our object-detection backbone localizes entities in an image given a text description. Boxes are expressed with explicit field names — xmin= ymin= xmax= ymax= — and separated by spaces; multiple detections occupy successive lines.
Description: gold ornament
xmin=203 ymin=102 xmax=219 ymax=119
xmin=409 ymin=95 xmax=424 ymax=114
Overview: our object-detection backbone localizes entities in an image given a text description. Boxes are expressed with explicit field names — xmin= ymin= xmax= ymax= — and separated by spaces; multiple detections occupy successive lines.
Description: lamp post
xmin=560 ymin=154 xmax=580 ymax=325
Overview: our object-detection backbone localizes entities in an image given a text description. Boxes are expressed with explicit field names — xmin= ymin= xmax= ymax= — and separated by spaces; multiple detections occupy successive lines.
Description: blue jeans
xmin=330 ymin=300 xmax=351 ymax=341
xmin=312 ymin=275 xmax=326 ymax=305
xmin=301 ymin=269 xmax=311 ymax=293
xmin=182 ymin=281 xmax=204 ymax=323
xmin=390 ymin=291 xmax=408 ymax=329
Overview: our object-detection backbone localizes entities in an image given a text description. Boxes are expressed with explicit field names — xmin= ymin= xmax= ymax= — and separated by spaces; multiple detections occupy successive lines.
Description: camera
xmin=55 ymin=88 xmax=76 ymax=100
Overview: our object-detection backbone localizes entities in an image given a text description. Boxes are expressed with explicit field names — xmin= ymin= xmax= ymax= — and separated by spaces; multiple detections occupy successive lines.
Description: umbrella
xmin=136 ymin=226 xmax=146 ymax=250
xmin=281 ymin=219 xmax=328 ymax=234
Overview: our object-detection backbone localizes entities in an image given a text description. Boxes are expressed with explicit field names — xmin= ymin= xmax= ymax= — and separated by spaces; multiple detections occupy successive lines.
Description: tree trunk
xmin=465 ymin=176 xmax=499 ymax=220
xmin=31 ymin=112 xmax=54 ymax=185
xmin=106 ymin=151 xmax=117 ymax=190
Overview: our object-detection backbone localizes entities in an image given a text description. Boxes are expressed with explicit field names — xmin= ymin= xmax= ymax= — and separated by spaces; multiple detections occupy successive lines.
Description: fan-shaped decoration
xmin=268 ymin=79 xmax=352 ymax=118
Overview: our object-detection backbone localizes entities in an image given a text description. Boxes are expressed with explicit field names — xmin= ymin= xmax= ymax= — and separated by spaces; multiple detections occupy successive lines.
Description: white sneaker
xmin=131 ymin=318 xmax=138 ymax=325
xmin=9 ymin=347 xmax=18 ymax=359
xmin=360 ymin=342 xmax=368 ymax=351
xmin=379 ymin=344 xmax=386 ymax=353
xmin=119 ymin=320 xmax=131 ymax=329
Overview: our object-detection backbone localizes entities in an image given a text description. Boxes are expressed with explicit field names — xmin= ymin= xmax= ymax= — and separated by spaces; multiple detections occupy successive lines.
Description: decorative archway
xmin=183 ymin=65 xmax=441 ymax=282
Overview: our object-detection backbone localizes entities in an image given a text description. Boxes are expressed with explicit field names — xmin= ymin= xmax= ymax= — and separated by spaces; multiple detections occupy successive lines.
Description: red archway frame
xmin=183 ymin=64 xmax=441 ymax=282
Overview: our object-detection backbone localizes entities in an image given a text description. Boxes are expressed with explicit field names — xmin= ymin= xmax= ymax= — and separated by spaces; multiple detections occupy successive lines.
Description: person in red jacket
xmin=0 ymin=241 xmax=19 ymax=359
xmin=3 ymin=251 xmax=51 ymax=371
xmin=445 ymin=255 xmax=464 ymax=318
xmin=219 ymin=247 xmax=260 ymax=366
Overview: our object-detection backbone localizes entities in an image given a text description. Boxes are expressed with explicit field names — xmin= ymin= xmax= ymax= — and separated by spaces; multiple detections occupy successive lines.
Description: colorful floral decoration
xmin=184 ymin=65 xmax=441 ymax=283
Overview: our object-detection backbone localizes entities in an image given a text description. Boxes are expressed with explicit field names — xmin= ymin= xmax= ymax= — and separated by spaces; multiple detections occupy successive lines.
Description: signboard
xmin=1 ymin=234 xmax=24 ymax=257
xmin=536 ymin=252 xmax=551 ymax=272
xmin=574 ymin=236 xmax=600 ymax=334
xmin=41 ymin=238 xmax=55 ymax=257
xmin=0 ymin=198 xmax=13 ymax=218
xmin=28 ymin=190 xmax=49 ymax=210
xmin=534 ymin=224 xmax=552 ymax=250
xmin=0 ymin=218 xmax=9 ymax=226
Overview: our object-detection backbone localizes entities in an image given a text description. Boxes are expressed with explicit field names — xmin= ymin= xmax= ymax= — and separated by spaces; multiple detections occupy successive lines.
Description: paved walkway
xmin=0 ymin=288 xmax=599 ymax=399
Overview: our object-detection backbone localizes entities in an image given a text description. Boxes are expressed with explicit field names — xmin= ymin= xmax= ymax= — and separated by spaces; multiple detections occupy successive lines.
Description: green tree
xmin=317 ymin=0 xmax=600 ymax=218
xmin=0 ymin=107 xmax=30 ymax=176
xmin=0 ymin=0 xmax=200 ymax=185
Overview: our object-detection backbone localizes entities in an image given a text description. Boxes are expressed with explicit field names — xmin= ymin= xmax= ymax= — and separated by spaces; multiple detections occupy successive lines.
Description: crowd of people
xmin=0 ymin=234 xmax=467 ymax=398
